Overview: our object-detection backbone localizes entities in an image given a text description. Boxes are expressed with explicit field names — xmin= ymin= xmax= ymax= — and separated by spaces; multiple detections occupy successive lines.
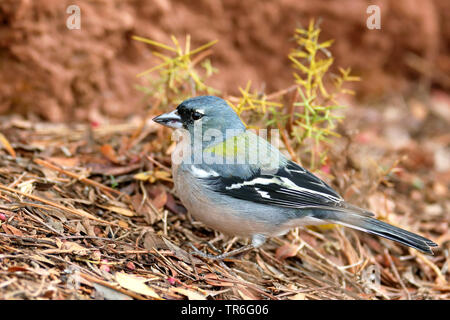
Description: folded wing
xmin=202 ymin=160 xmax=373 ymax=217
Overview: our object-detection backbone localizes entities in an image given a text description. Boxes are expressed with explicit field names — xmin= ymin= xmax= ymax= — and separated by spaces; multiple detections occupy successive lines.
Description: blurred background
xmin=0 ymin=0 xmax=449 ymax=122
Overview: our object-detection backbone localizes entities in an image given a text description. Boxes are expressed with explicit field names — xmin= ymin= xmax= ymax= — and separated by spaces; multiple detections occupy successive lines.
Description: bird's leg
xmin=189 ymin=234 xmax=266 ymax=261
xmin=204 ymin=240 xmax=222 ymax=254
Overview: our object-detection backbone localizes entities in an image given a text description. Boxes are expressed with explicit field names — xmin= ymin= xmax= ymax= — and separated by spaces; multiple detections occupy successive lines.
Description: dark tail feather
xmin=314 ymin=210 xmax=438 ymax=254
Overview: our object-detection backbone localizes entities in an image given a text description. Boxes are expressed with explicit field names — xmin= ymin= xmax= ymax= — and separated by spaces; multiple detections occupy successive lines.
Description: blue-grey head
xmin=153 ymin=96 xmax=245 ymax=141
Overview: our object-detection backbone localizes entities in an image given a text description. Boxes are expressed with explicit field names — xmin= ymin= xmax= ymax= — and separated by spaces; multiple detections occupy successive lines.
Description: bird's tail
xmin=312 ymin=210 xmax=438 ymax=254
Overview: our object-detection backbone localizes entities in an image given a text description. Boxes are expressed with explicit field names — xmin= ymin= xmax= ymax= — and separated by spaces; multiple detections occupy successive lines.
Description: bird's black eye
xmin=192 ymin=111 xmax=203 ymax=120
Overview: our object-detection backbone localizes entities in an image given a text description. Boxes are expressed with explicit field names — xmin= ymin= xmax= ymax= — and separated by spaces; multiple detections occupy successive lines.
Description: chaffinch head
xmin=153 ymin=96 xmax=437 ymax=259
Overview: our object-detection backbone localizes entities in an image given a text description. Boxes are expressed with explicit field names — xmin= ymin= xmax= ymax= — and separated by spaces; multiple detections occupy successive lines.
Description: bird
xmin=153 ymin=95 xmax=437 ymax=259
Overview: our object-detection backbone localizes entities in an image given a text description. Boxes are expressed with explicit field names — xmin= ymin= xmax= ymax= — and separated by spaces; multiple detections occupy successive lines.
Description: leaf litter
xmin=0 ymin=97 xmax=448 ymax=300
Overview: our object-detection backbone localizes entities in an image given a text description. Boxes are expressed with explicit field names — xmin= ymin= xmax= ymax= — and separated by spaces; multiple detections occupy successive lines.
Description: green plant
xmin=288 ymin=20 xmax=360 ymax=169
xmin=227 ymin=81 xmax=283 ymax=128
xmin=133 ymin=35 xmax=219 ymax=109
xmin=230 ymin=20 xmax=360 ymax=170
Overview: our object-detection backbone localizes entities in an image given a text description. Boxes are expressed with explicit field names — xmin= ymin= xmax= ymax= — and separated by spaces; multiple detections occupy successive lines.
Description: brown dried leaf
xmin=152 ymin=190 xmax=167 ymax=210
xmin=115 ymin=272 xmax=162 ymax=299
xmin=2 ymin=224 xmax=24 ymax=236
xmin=134 ymin=171 xmax=154 ymax=181
xmin=134 ymin=170 xmax=171 ymax=183
xmin=118 ymin=220 xmax=129 ymax=228
xmin=275 ymin=243 xmax=300 ymax=260
xmin=143 ymin=231 xmax=168 ymax=250
xmin=89 ymin=163 xmax=141 ymax=176
xmin=30 ymin=255 xmax=55 ymax=265
xmin=131 ymin=194 xmax=161 ymax=224
xmin=288 ymin=293 xmax=307 ymax=300
xmin=61 ymin=241 xmax=90 ymax=256
xmin=165 ymin=193 xmax=187 ymax=215
xmin=93 ymin=283 xmax=133 ymax=300
xmin=235 ymin=285 xmax=259 ymax=300
xmin=97 ymin=204 xmax=135 ymax=217
xmin=170 ymin=287 xmax=207 ymax=300
xmin=100 ymin=144 xmax=120 ymax=164
xmin=46 ymin=156 xmax=79 ymax=168
xmin=8 ymin=266 xmax=29 ymax=273
xmin=0 ymin=132 xmax=16 ymax=157
xmin=203 ymin=273 xmax=234 ymax=287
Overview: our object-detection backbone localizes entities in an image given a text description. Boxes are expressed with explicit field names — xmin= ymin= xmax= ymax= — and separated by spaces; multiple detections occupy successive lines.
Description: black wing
xmin=204 ymin=161 xmax=373 ymax=216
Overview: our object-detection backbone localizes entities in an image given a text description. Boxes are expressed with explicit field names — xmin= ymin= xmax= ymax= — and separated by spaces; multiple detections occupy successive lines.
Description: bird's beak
xmin=153 ymin=109 xmax=183 ymax=129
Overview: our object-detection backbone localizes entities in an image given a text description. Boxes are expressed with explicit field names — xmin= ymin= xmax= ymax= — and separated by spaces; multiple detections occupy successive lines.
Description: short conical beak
xmin=153 ymin=109 xmax=183 ymax=129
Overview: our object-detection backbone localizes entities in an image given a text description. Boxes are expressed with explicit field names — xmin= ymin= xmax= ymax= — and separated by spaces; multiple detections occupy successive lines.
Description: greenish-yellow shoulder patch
xmin=203 ymin=131 xmax=287 ymax=168
xmin=204 ymin=132 xmax=251 ymax=158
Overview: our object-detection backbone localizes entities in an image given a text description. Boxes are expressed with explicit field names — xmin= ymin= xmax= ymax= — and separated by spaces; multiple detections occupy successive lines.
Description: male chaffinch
xmin=153 ymin=96 xmax=437 ymax=259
